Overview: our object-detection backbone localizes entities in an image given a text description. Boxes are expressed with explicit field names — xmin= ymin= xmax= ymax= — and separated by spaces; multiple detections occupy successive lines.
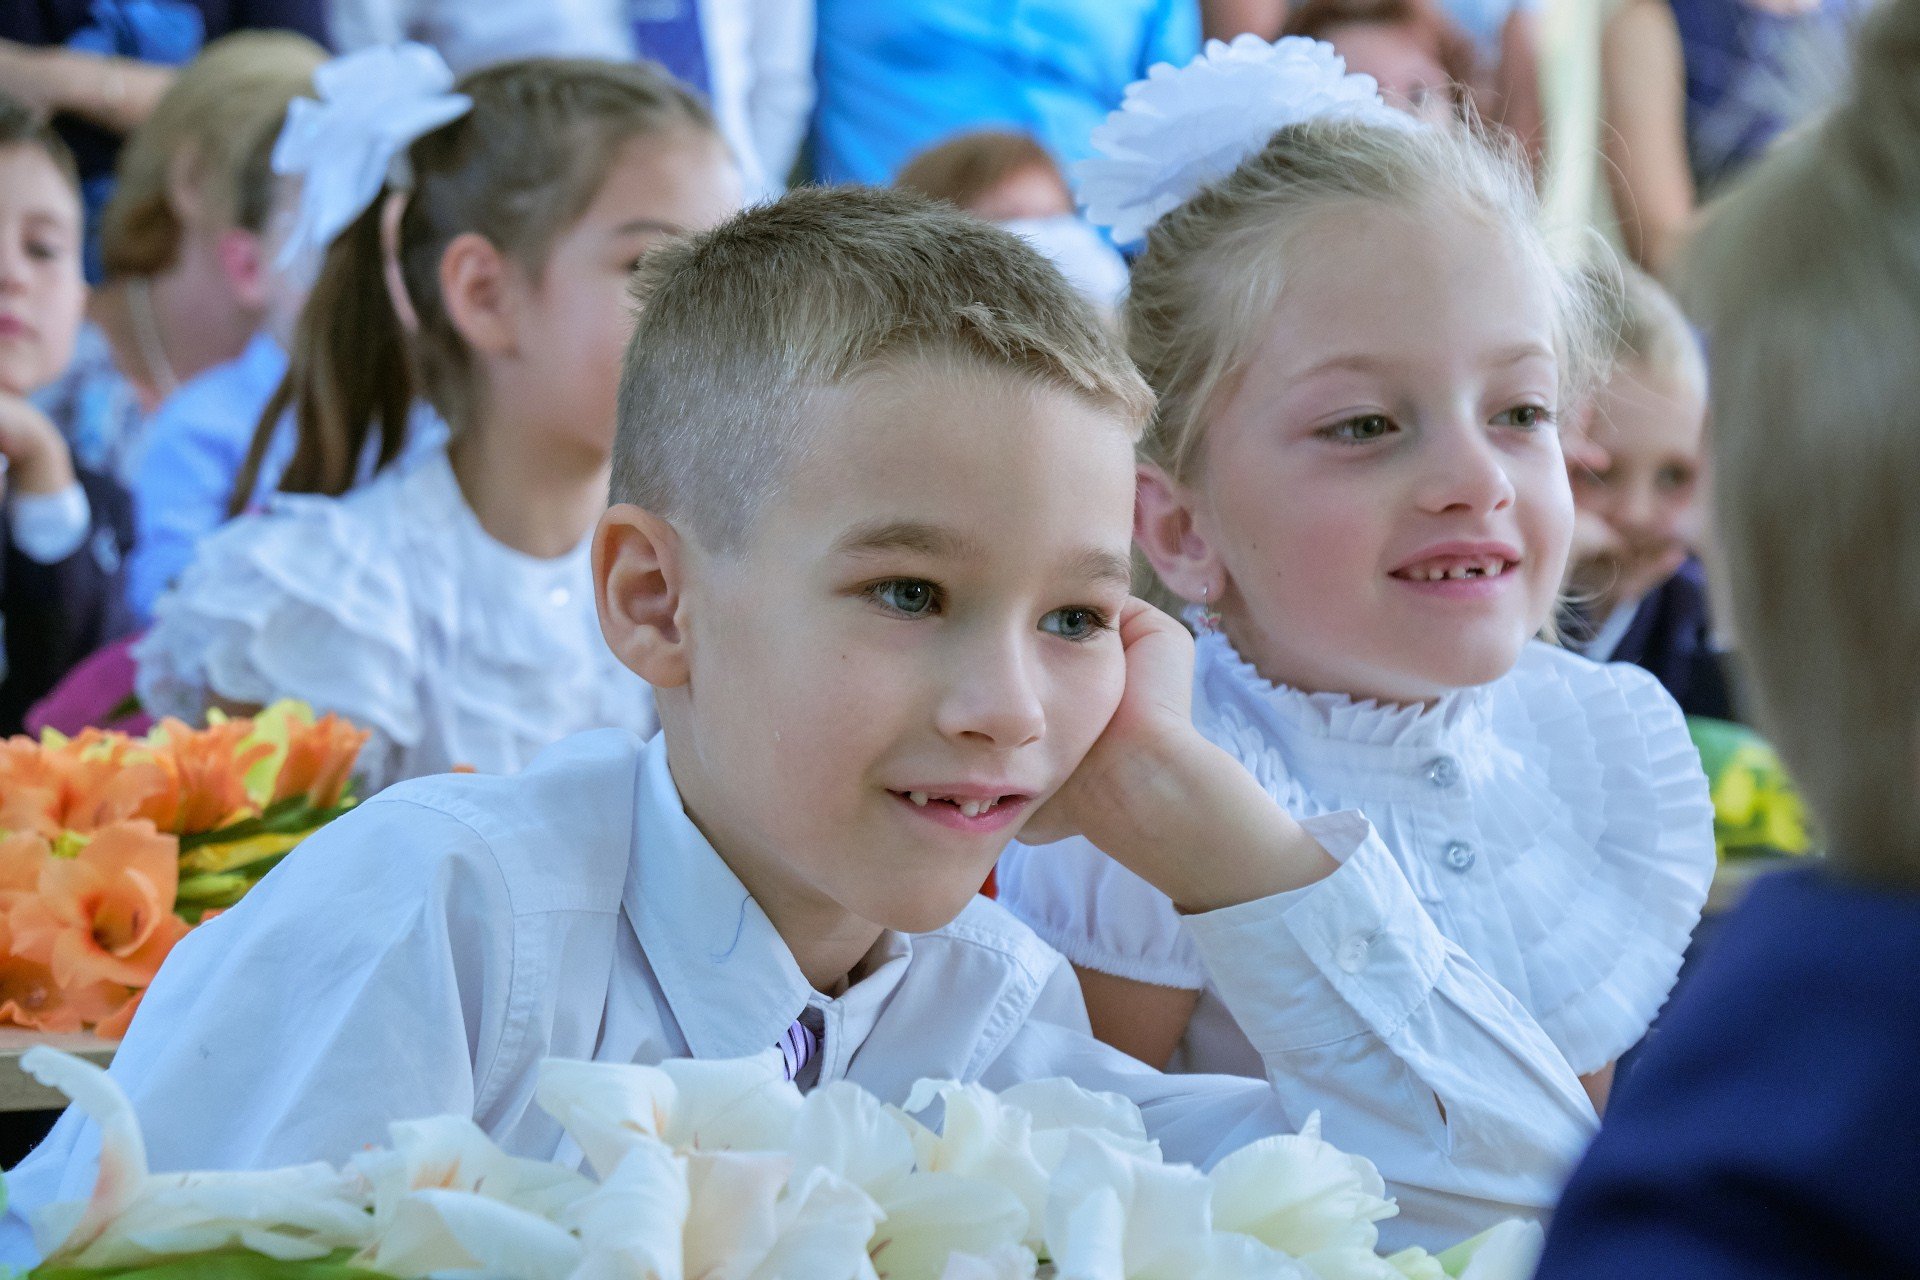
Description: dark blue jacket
xmin=1535 ymin=866 xmax=1920 ymax=1279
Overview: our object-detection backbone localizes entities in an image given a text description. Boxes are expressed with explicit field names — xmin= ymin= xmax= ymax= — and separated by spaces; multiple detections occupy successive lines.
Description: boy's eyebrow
xmin=614 ymin=217 xmax=688 ymax=238
xmin=833 ymin=519 xmax=982 ymax=561
xmin=1065 ymin=546 xmax=1136 ymax=591
xmin=833 ymin=520 xmax=1133 ymax=590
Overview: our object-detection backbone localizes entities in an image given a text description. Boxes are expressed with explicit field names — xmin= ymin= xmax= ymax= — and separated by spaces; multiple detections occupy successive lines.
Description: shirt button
xmin=547 ymin=585 xmax=571 ymax=608
xmin=1425 ymin=755 xmax=1460 ymax=788
xmin=1443 ymin=840 xmax=1476 ymax=872
xmin=1336 ymin=934 xmax=1371 ymax=973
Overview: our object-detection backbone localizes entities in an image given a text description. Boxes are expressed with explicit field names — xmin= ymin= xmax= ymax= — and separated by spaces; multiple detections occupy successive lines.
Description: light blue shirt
xmin=126 ymin=332 xmax=289 ymax=621
xmin=810 ymin=0 xmax=1201 ymax=185
xmin=1437 ymin=0 xmax=1540 ymax=60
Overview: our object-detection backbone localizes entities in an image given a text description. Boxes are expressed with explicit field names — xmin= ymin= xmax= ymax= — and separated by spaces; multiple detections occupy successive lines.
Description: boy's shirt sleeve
xmin=0 ymin=794 xmax=517 ymax=1257
xmin=990 ymin=813 xmax=1599 ymax=1251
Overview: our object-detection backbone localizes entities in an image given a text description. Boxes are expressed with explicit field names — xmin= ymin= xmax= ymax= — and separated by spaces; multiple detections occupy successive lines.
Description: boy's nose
xmin=934 ymin=630 xmax=1047 ymax=749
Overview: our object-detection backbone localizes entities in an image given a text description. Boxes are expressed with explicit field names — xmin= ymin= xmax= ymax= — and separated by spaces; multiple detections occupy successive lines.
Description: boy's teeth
xmin=909 ymin=791 xmax=929 ymax=807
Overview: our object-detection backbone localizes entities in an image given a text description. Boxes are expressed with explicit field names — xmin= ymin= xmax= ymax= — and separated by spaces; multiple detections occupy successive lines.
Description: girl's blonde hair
xmin=231 ymin=56 xmax=716 ymax=513
xmin=1127 ymin=117 xmax=1608 ymax=485
xmin=100 ymin=31 xmax=325 ymax=278
xmin=1681 ymin=0 xmax=1920 ymax=877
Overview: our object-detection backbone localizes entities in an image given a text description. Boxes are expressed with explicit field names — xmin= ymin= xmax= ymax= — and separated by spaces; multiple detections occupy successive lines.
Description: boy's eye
xmin=1656 ymin=463 xmax=1696 ymax=492
xmin=1040 ymin=606 xmax=1110 ymax=642
xmin=1322 ymin=414 xmax=1395 ymax=444
xmin=868 ymin=578 xmax=942 ymax=617
xmin=1495 ymin=404 xmax=1556 ymax=430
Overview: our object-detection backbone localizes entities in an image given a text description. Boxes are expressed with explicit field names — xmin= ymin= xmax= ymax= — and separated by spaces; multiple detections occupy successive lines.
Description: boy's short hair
xmin=0 ymin=93 xmax=80 ymax=195
xmin=1593 ymin=259 xmax=1706 ymax=395
xmin=101 ymin=31 xmax=325 ymax=278
xmin=613 ymin=185 xmax=1154 ymax=552
xmin=1682 ymin=0 xmax=1920 ymax=876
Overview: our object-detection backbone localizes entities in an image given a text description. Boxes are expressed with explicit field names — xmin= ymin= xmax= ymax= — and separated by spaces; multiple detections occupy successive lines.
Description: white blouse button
xmin=547 ymin=585 xmax=571 ymax=608
xmin=1443 ymin=840 xmax=1476 ymax=872
xmin=1425 ymin=755 xmax=1460 ymax=787
xmin=1336 ymin=933 xmax=1372 ymax=973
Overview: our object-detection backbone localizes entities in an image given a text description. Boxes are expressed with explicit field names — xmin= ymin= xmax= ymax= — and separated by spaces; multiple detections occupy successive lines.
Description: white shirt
xmin=1 ymin=730 xmax=1596 ymax=1262
xmin=133 ymin=447 xmax=656 ymax=793
xmin=325 ymin=0 xmax=815 ymax=200
xmin=1000 ymin=634 xmax=1716 ymax=1081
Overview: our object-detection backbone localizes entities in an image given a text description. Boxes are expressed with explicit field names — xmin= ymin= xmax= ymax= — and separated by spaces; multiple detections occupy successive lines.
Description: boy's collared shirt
xmin=2 ymin=731 xmax=1595 ymax=1263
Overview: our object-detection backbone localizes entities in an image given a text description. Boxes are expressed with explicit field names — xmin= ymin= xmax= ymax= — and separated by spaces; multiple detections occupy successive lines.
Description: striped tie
xmin=778 ymin=1007 xmax=822 ymax=1086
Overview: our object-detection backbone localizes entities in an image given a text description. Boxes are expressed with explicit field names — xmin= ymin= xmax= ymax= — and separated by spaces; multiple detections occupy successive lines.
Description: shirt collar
xmin=624 ymin=734 xmax=912 ymax=1064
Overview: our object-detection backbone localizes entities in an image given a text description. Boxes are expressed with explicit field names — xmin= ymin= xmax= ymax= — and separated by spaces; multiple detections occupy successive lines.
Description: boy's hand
xmin=0 ymin=392 xmax=77 ymax=500
xmin=1023 ymin=600 xmax=1338 ymax=913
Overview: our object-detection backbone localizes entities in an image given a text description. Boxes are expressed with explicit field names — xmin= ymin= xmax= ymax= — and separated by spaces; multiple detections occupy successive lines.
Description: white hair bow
xmin=1076 ymin=35 xmax=1414 ymax=246
xmin=272 ymin=43 xmax=474 ymax=269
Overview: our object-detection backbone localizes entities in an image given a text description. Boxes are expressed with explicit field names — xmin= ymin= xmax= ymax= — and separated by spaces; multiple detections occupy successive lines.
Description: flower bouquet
xmin=0 ymin=704 xmax=368 ymax=1037
xmin=11 ymin=1046 xmax=1542 ymax=1280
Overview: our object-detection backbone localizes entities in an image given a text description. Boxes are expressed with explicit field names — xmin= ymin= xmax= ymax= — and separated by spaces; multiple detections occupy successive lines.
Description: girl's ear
xmin=1134 ymin=462 xmax=1223 ymax=606
xmin=595 ymin=503 xmax=691 ymax=688
xmin=437 ymin=231 xmax=516 ymax=356
xmin=215 ymin=227 xmax=270 ymax=310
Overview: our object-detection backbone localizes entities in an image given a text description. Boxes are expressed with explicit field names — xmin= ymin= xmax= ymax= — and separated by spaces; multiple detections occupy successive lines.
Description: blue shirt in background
xmin=809 ymin=0 xmax=1200 ymax=185
xmin=126 ymin=331 xmax=286 ymax=621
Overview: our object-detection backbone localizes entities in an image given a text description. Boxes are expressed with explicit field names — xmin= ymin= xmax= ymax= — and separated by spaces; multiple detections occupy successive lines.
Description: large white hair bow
xmin=272 ymin=43 xmax=474 ymax=268
xmin=1076 ymin=35 xmax=1413 ymax=245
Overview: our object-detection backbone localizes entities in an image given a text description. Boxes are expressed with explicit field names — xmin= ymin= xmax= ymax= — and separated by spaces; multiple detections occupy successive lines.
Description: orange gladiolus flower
xmin=8 ymin=821 xmax=190 ymax=990
xmin=94 ymin=988 xmax=143 ymax=1039
xmin=0 ymin=737 xmax=166 ymax=838
xmin=137 ymin=720 xmax=274 ymax=836
xmin=271 ymin=714 xmax=369 ymax=810
xmin=0 ymin=917 xmax=130 ymax=1034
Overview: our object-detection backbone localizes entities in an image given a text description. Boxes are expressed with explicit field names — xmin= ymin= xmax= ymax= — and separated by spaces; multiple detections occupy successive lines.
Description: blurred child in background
xmin=896 ymin=129 xmax=1129 ymax=316
xmin=0 ymin=98 xmax=134 ymax=733
xmin=135 ymin=48 xmax=741 ymax=792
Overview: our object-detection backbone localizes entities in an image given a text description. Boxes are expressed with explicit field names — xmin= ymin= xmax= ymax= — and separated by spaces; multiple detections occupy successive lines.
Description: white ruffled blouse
xmin=999 ymin=630 xmax=1716 ymax=1078
xmin=135 ymin=447 xmax=657 ymax=794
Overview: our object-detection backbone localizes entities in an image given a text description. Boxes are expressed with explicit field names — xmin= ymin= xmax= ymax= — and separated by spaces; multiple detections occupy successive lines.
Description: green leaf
xmin=32 ymin=1247 xmax=391 ymax=1280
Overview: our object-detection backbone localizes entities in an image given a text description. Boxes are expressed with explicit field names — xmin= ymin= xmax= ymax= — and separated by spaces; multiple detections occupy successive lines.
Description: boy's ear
xmin=595 ymin=503 xmax=692 ymax=688
xmin=437 ymin=231 xmax=516 ymax=356
xmin=215 ymin=228 xmax=270 ymax=310
xmin=1134 ymin=462 xmax=1222 ymax=605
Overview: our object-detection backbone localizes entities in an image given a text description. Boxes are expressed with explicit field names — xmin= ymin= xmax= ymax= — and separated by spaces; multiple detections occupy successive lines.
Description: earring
xmin=1197 ymin=583 xmax=1222 ymax=634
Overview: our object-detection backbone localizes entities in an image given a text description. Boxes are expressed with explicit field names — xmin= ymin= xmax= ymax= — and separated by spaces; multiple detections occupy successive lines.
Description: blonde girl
xmin=1002 ymin=36 xmax=1714 ymax=1137
xmin=135 ymin=46 xmax=742 ymax=791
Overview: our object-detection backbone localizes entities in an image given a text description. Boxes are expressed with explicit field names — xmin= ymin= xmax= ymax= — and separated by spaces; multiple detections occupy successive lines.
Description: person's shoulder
xmin=362 ymin=728 xmax=650 ymax=916
xmin=915 ymin=894 xmax=1072 ymax=999
xmin=1508 ymin=639 xmax=1683 ymax=729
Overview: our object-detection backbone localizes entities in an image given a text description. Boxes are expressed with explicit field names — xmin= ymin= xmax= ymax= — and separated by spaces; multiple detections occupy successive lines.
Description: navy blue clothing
xmin=1535 ymin=866 xmax=1920 ymax=1279
xmin=1607 ymin=557 xmax=1738 ymax=722
xmin=1669 ymin=0 xmax=1867 ymax=195
xmin=0 ymin=469 xmax=135 ymax=734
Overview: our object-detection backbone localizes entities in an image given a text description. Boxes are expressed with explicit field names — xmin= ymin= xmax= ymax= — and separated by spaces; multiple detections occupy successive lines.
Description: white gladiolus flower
xmin=16 ymin=1047 xmax=1541 ymax=1280
xmin=791 ymin=1082 xmax=1028 ymax=1279
xmin=938 ymin=1243 xmax=1040 ymax=1280
xmin=21 ymin=1047 xmax=373 ymax=1269
xmin=536 ymin=1051 xmax=802 ymax=1175
xmin=1208 ymin=1113 xmax=1398 ymax=1257
xmin=897 ymin=1077 xmax=1155 ymax=1254
xmin=562 ymin=1138 xmax=691 ymax=1280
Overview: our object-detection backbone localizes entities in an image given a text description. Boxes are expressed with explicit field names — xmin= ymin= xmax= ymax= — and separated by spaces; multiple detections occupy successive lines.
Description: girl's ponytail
xmin=229 ymin=205 xmax=412 ymax=514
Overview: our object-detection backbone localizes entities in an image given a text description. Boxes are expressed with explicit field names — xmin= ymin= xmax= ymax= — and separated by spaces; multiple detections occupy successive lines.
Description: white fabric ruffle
xmin=136 ymin=448 xmax=656 ymax=794
xmin=999 ymin=632 xmax=1715 ymax=1077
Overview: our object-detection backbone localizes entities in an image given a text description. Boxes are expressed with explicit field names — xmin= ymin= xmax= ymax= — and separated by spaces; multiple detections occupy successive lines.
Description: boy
xmin=1537 ymin=0 xmax=1920 ymax=1272
xmin=0 ymin=95 xmax=135 ymax=733
xmin=3 ymin=188 xmax=1594 ymax=1259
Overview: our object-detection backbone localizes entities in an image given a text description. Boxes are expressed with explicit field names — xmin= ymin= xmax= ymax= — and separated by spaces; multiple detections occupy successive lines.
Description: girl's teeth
xmin=961 ymin=800 xmax=983 ymax=818
xmin=909 ymin=791 xmax=929 ymax=807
